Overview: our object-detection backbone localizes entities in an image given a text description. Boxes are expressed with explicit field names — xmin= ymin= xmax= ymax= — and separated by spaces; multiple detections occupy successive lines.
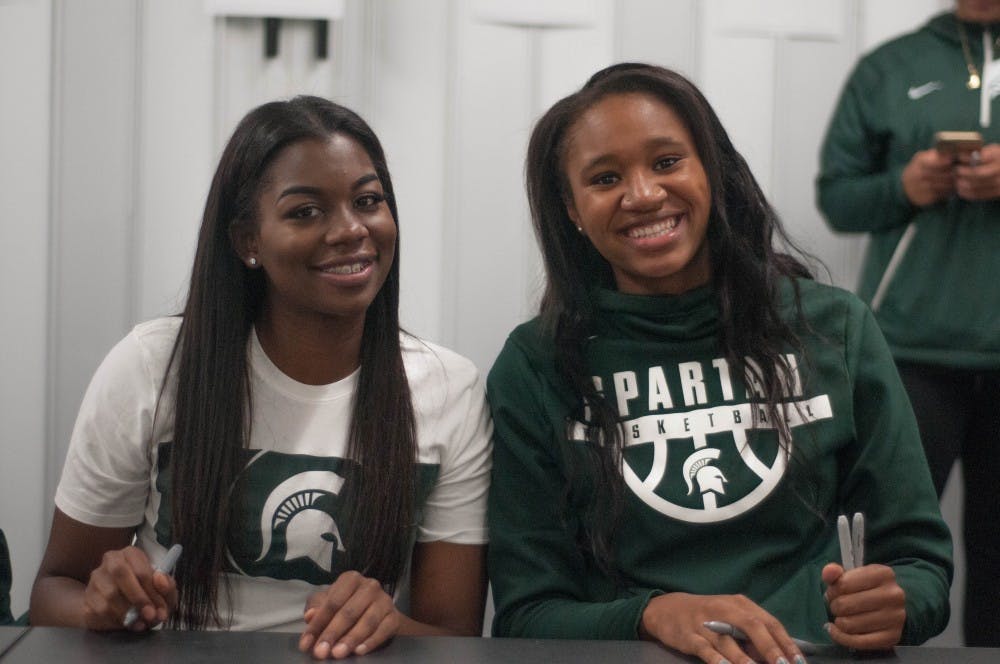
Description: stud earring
xmin=248 ymin=257 xmax=258 ymax=267
xmin=576 ymin=226 xmax=584 ymax=234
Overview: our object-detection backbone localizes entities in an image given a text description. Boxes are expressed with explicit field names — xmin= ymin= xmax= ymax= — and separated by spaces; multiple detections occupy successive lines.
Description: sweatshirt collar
xmin=592 ymin=285 xmax=719 ymax=342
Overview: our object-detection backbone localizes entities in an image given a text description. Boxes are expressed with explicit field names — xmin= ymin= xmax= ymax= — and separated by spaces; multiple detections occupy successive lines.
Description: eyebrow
xmin=276 ymin=173 xmax=381 ymax=201
xmin=578 ymin=136 xmax=687 ymax=173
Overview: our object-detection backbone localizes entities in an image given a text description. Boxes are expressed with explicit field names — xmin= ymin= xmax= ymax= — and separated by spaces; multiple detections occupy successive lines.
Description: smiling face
xmin=561 ymin=92 xmax=712 ymax=296
xmin=236 ymin=134 xmax=397 ymax=331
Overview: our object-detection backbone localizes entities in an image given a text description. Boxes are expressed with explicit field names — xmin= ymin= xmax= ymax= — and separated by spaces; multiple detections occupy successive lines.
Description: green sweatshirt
xmin=487 ymin=280 xmax=952 ymax=645
xmin=817 ymin=11 xmax=1000 ymax=369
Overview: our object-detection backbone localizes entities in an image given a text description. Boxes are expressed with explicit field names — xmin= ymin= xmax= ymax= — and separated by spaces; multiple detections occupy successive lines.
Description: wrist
xmin=638 ymin=591 xmax=682 ymax=641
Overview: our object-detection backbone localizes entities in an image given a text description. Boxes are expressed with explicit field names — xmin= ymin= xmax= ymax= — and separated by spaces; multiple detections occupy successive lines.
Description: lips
xmin=624 ymin=214 xmax=682 ymax=239
xmin=319 ymin=260 xmax=370 ymax=275
xmin=313 ymin=256 xmax=376 ymax=274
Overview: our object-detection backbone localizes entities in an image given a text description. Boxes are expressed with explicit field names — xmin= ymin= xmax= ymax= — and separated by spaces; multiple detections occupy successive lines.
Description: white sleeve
xmin=54 ymin=329 xmax=160 ymax=528
xmin=416 ymin=354 xmax=493 ymax=545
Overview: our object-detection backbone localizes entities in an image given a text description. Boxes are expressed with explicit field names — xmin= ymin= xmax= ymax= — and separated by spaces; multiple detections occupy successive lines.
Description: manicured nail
xmin=823 ymin=622 xmax=832 ymax=633
xmin=332 ymin=642 xmax=350 ymax=658
xmin=718 ymin=659 xmax=731 ymax=664
xmin=795 ymin=656 xmax=808 ymax=664
xmin=355 ymin=643 xmax=369 ymax=655
xmin=776 ymin=658 xmax=790 ymax=664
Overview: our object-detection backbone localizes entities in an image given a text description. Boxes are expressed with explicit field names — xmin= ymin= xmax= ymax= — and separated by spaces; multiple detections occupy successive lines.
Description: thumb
xmin=303 ymin=590 xmax=326 ymax=613
xmin=821 ymin=562 xmax=845 ymax=587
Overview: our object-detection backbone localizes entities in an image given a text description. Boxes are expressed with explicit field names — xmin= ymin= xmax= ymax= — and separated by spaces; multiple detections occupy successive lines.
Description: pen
xmin=122 ymin=543 xmax=183 ymax=628
xmin=703 ymin=620 xmax=821 ymax=655
xmin=837 ymin=512 xmax=864 ymax=571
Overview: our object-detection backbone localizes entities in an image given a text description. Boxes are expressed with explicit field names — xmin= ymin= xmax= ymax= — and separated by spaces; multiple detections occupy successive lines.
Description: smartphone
xmin=934 ymin=130 xmax=984 ymax=155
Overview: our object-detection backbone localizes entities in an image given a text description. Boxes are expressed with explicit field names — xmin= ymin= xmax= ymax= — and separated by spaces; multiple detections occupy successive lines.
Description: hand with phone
xmin=901 ymin=148 xmax=956 ymax=206
xmin=954 ymin=143 xmax=1000 ymax=201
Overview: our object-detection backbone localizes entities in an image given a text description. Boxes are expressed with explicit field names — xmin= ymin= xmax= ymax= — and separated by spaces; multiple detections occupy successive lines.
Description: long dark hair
xmin=167 ymin=96 xmax=416 ymax=628
xmin=525 ymin=63 xmax=814 ymax=570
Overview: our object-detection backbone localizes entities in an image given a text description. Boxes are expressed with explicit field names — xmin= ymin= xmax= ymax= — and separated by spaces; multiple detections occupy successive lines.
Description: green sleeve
xmin=816 ymin=59 xmax=915 ymax=233
xmin=840 ymin=301 xmax=953 ymax=644
xmin=487 ymin=334 xmax=659 ymax=640
xmin=0 ymin=529 xmax=12 ymax=625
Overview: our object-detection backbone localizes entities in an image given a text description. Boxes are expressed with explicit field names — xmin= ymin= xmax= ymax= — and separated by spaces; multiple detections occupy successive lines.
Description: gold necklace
xmin=958 ymin=21 xmax=982 ymax=90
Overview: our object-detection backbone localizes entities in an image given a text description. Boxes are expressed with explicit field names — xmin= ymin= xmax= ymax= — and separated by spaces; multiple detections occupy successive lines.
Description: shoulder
xmin=486 ymin=317 xmax=570 ymax=412
xmin=401 ymin=333 xmax=489 ymax=423
xmin=129 ymin=316 xmax=182 ymax=354
xmin=489 ymin=318 xmax=550 ymax=378
xmin=97 ymin=316 xmax=181 ymax=386
xmin=846 ymin=13 xmax=951 ymax=84
xmin=401 ymin=332 xmax=482 ymax=390
xmin=782 ymin=278 xmax=871 ymax=339
xmin=868 ymin=12 xmax=949 ymax=57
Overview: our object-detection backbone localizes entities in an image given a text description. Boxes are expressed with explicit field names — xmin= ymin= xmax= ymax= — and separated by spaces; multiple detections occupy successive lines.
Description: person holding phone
xmin=29 ymin=96 xmax=492 ymax=659
xmin=488 ymin=63 xmax=952 ymax=664
xmin=817 ymin=0 xmax=1000 ymax=647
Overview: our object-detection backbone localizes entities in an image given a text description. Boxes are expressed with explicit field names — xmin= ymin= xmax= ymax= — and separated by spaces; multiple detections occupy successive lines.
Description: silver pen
xmin=122 ymin=543 xmax=183 ymax=628
xmin=703 ymin=620 xmax=821 ymax=656
xmin=837 ymin=512 xmax=864 ymax=571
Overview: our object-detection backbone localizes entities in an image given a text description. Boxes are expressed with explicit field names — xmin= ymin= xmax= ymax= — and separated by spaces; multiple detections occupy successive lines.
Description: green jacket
xmin=817 ymin=11 xmax=1000 ymax=369
xmin=0 ymin=529 xmax=12 ymax=625
xmin=487 ymin=280 xmax=952 ymax=645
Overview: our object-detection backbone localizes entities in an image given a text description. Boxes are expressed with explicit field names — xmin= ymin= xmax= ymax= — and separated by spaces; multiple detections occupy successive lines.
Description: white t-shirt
xmin=55 ymin=317 xmax=492 ymax=631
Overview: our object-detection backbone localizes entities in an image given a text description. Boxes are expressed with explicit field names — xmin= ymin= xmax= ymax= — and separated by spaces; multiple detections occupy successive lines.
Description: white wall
xmin=0 ymin=0 xmax=52 ymax=628
xmin=0 ymin=0 xmax=962 ymax=644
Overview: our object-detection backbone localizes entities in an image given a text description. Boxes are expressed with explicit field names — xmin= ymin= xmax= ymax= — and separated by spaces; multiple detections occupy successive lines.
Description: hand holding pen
xmin=640 ymin=592 xmax=807 ymax=664
xmin=123 ymin=544 xmax=182 ymax=628
xmin=81 ymin=543 xmax=181 ymax=631
xmin=822 ymin=512 xmax=906 ymax=651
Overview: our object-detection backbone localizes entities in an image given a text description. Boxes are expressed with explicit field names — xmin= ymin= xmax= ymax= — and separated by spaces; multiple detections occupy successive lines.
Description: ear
xmin=229 ymin=221 xmax=259 ymax=265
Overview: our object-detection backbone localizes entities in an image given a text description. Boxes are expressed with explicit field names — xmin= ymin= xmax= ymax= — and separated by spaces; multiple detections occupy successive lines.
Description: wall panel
xmin=0 ymin=0 xmax=52 ymax=620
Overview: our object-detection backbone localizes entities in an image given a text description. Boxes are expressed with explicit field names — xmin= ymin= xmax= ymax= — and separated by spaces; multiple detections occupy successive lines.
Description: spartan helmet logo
xmin=682 ymin=447 xmax=728 ymax=498
xmin=256 ymin=470 xmax=346 ymax=573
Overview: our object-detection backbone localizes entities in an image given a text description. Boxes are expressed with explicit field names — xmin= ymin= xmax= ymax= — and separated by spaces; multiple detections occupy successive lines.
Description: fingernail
xmin=355 ymin=643 xmax=369 ymax=655
xmin=718 ymin=659 xmax=731 ymax=664
xmin=795 ymin=656 xmax=808 ymax=664
xmin=332 ymin=642 xmax=350 ymax=658
xmin=776 ymin=658 xmax=790 ymax=664
xmin=823 ymin=622 xmax=832 ymax=633
xmin=299 ymin=633 xmax=315 ymax=652
xmin=313 ymin=640 xmax=330 ymax=659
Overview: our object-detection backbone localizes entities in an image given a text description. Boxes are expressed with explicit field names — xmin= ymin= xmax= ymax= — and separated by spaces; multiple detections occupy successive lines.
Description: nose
xmin=324 ymin=210 xmax=369 ymax=246
xmin=621 ymin=172 xmax=667 ymax=211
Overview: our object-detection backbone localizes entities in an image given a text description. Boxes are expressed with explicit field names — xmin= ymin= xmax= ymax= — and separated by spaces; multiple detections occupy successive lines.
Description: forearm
xmin=817 ymin=165 xmax=913 ymax=233
xmin=895 ymin=561 xmax=952 ymax=645
xmin=397 ymin=613 xmax=480 ymax=637
xmin=29 ymin=575 xmax=89 ymax=628
xmin=496 ymin=592 xmax=656 ymax=640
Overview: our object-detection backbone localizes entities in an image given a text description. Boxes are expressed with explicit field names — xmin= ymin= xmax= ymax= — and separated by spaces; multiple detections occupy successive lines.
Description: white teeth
xmin=627 ymin=216 xmax=679 ymax=239
xmin=323 ymin=261 xmax=367 ymax=275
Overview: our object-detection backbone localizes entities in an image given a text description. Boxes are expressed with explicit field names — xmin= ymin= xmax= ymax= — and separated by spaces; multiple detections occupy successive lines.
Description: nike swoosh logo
xmin=908 ymin=81 xmax=943 ymax=100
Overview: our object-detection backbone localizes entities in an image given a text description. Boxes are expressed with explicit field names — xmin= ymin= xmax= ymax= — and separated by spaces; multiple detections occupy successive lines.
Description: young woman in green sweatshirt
xmin=488 ymin=63 xmax=952 ymax=664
